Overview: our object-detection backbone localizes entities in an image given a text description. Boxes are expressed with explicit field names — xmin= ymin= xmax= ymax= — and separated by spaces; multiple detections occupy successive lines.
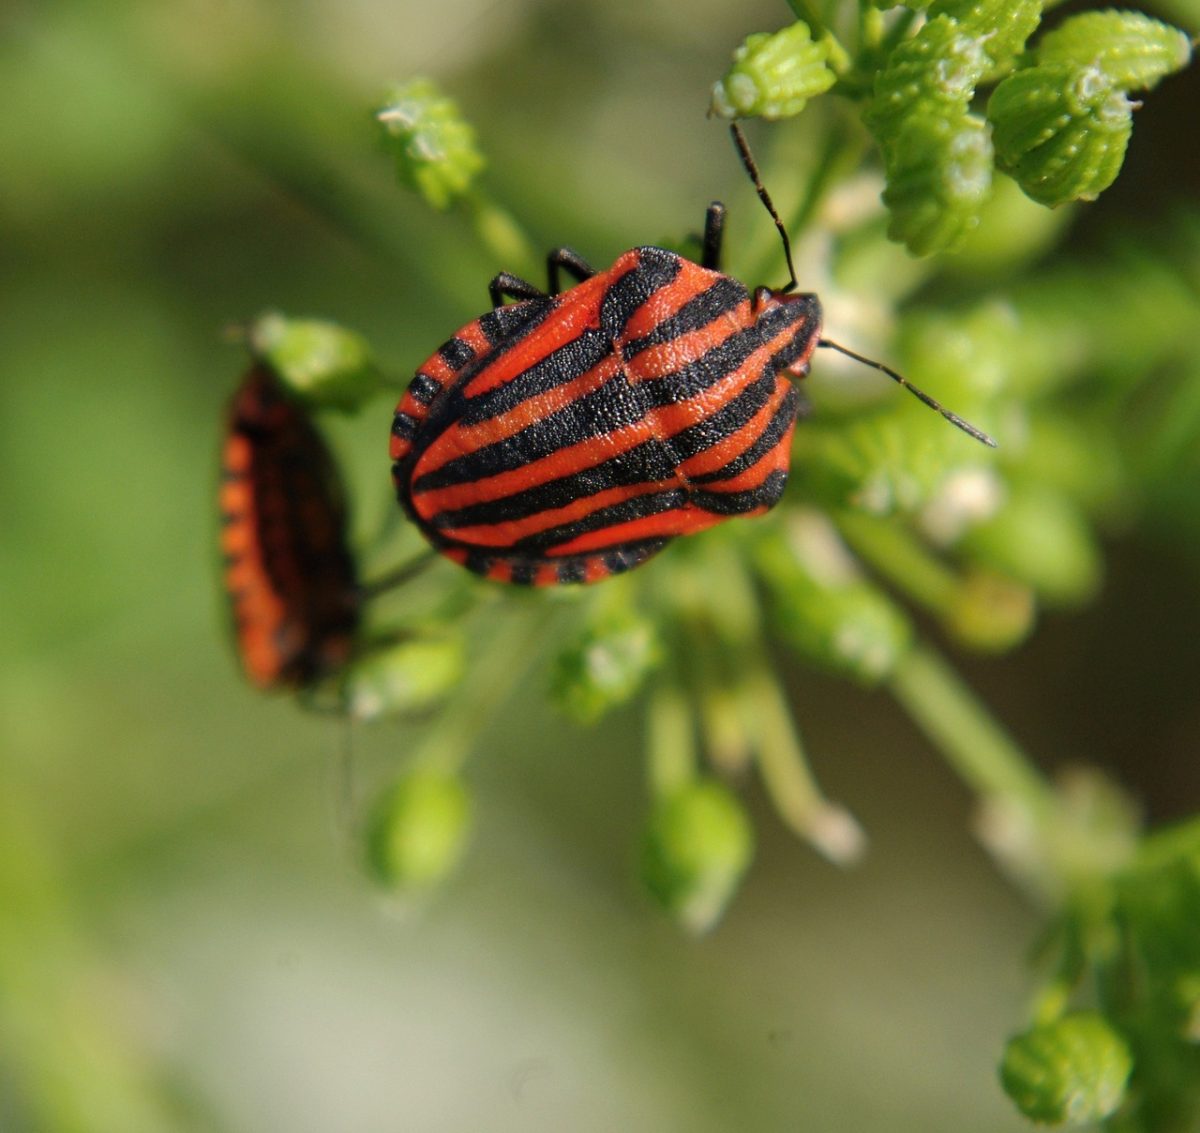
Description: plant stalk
xmin=888 ymin=643 xmax=1056 ymax=818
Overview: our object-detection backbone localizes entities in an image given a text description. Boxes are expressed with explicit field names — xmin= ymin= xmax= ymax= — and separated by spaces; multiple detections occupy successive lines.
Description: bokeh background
xmin=3 ymin=1 xmax=1199 ymax=1130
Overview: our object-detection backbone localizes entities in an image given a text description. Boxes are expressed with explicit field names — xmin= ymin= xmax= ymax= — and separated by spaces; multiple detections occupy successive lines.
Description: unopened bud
xmin=881 ymin=110 xmax=993 ymax=255
xmin=344 ymin=636 xmax=465 ymax=721
xmin=250 ymin=312 xmax=382 ymax=411
xmin=377 ymin=78 xmax=485 ymax=210
xmin=365 ymin=769 xmax=472 ymax=891
xmin=1037 ymin=10 xmax=1191 ymax=92
xmin=640 ymin=780 xmax=754 ymax=934
xmin=549 ymin=609 xmax=661 ymax=725
xmin=989 ymin=64 xmax=1132 ymax=206
xmin=1000 ymin=1012 xmax=1132 ymax=1125
xmin=711 ymin=22 xmax=838 ymax=120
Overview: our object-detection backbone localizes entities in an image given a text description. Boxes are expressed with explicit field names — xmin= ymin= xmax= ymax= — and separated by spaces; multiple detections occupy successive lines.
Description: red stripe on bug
xmin=624 ymin=314 xmax=750 ymax=381
xmin=697 ymin=460 xmax=786 ymax=497
xmin=616 ymin=267 xmax=717 ymax=343
xmin=411 ymin=353 xmax=627 ymax=486
xmin=412 ymin=416 xmax=656 ymax=521
xmin=545 ymin=508 xmax=719 ymax=556
xmin=458 ymin=320 xmax=493 ymax=355
xmin=583 ymin=557 xmax=609 ymax=583
xmin=435 ymin=479 xmax=680 ymax=548
xmin=486 ymin=559 xmax=514 ymax=583
xmin=677 ymin=391 xmax=795 ymax=481
xmin=458 ymin=278 xmax=614 ymax=401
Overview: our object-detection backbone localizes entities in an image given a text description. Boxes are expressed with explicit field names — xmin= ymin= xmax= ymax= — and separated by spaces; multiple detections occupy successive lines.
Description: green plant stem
xmin=672 ymin=579 xmax=754 ymax=777
xmin=879 ymin=7 xmax=917 ymax=55
xmin=740 ymin=657 xmax=866 ymax=864
xmin=666 ymin=540 xmax=865 ymax=861
xmin=743 ymin=663 xmax=822 ymax=821
xmin=785 ymin=0 xmax=828 ymax=38
xmin=646 ymin=677 xmax=698 ymax=796
xmin=409 ymin=602 xmax=555 ymax=773
xmin=693 ymin=653 xmax=753 ymax=777
xmin=1031 ymin=923 xmax=1085 ymax=1026
xmin=888 ymin=642 xmax=1056 ymax=818
xmin=465 ymin=193 xmax=540 ymax=281
xmin=836 ymin=510 xmax=960 ymax=614
xmin=857 ymin=2 xmax=885 ymax=54
xmin=792 ymin=113 xmax=866 ymax=233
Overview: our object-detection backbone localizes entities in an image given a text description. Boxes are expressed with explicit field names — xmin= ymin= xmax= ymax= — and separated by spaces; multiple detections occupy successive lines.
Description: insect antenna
xmin=818 ymin=338 xmax=997 ymax=448
xmin=730 ymin=123 xmax=996 ymax=449
xmin=729 ymin=123 xmax=798 ymax=294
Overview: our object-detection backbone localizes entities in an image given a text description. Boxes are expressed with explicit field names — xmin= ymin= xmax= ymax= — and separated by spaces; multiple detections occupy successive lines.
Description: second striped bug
xmin=221 ymin=361 xmax=361 ymax=689
xmin=389 ymin=125 xmax=994 ymax=587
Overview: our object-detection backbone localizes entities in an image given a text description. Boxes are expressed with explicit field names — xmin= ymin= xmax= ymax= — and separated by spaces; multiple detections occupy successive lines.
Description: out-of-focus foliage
xmin=343 ymin=633 xmax=466 ymax=721
xmin=364 ymin=767 xmax=474 ymax=891
xmin=990 ymin=11 xmax=1192 ymax=206
xmin=719 ymin=2 xmax=1191 ymax=253
xmin=639 ymin=779 xmax=755 ymax=934
xmin=548 ymin=598 xmax=662 ymax=725
xmin=376 ymin=77 xmax=486 ymax=210
xmin=249 ymin=312 xmax=384 ymax=411
xmin=1001 ymin=1012 xmax=1133 ymax=1125
xmin=710 ymin=22 xmax=841 ymax=119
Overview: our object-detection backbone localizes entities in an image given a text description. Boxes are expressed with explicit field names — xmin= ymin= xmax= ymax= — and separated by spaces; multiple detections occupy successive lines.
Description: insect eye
xmin=752 ymin=285 xmax=774 ymax=311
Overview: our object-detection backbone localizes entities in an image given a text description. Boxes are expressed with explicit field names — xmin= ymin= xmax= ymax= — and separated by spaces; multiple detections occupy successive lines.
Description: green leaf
xmin=376 ymin=78 xmax=485 ymax=210
xmin=710 ymin=22 xmax=838 ymax=120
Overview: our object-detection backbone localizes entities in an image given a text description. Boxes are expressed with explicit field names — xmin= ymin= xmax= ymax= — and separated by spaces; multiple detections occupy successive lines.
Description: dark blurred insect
xmin=390 ymin=125 xmax=992 ymax=587
xmin=219 ymin=362 xmax=360 ymax=689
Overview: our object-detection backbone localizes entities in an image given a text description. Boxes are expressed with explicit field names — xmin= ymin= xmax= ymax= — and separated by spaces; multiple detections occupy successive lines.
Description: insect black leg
xmin=701 ymin=202 xmax=725 ymax=271
xmin=488 ymin=272 xmax=546 ymax=309
xmin=357 ymin=550 xmax=438 ymax=599
xmin=546 ymin=247 xmax=595 ymax=295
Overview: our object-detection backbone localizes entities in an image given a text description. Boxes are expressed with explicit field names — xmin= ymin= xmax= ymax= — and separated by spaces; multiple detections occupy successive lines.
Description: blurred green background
xmin=3 ymin=1 xmax=1199 ymax=1130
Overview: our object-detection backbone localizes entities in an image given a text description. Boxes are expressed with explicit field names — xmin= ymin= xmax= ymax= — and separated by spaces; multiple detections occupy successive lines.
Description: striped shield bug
xmin=390 ymin=125 xmax=994 ymax=587
xmin=220 ymin=361 xmax=361 ymax=689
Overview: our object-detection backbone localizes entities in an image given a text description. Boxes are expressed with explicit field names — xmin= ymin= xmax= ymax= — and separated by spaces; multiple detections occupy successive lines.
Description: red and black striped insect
xmin=220 ymin=362 xmax=361 ymax=689
xmin=390 ymin=126 xmax=994 ymax=586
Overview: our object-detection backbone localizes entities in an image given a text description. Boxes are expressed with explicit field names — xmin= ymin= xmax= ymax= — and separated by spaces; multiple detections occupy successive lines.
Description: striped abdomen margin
xmin=389 ymin=246 xmax=821 ymax=585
